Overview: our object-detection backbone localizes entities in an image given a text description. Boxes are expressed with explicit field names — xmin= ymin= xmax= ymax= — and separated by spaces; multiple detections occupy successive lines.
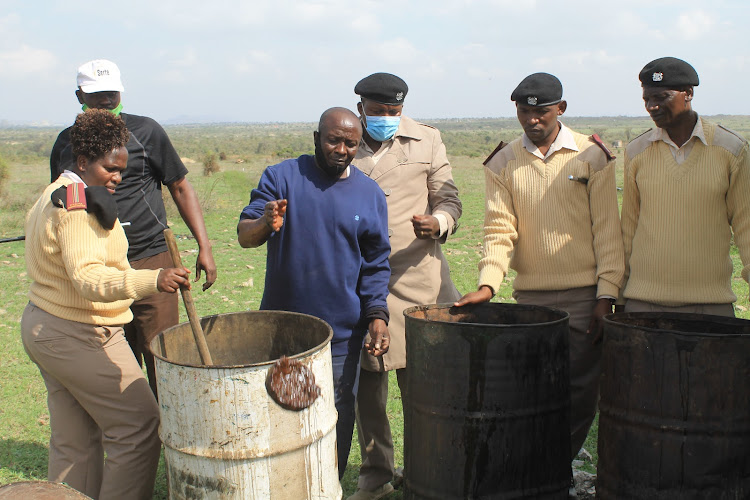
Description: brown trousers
xmin=21 ymin=303 xmax=161 ymax=500
xmin=514 ymin=286 xmax=600 ymax=460
xmin=624 ymin=298 xmax=735 ymax=317
xmin=355 ymin=368 xmax=407 ymax=490
xmin=124 ymin=251 xmax=179 ymax=398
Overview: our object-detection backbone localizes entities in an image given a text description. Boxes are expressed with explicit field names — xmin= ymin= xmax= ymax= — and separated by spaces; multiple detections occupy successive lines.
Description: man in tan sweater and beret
xmin=456 ymin=72 xmax=625 ymax=467
xmin=620 ymin=56 xmax=750 ymax=316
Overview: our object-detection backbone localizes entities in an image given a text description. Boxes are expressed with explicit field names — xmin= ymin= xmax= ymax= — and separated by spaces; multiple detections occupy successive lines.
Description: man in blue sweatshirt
xmin=238 ymin=107 xmax=391 ymax=478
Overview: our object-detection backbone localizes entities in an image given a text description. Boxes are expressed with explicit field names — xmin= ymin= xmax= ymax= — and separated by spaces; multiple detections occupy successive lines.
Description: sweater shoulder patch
xmin=484 ymin=141 xmax=517 ymax=174
xmin=713 ymin=124 xmax=747 ymax=156
xmin=625 ymin=129 xmax=654 ymax=159
xmin=576 ymin=144 xmax=608 ymax=172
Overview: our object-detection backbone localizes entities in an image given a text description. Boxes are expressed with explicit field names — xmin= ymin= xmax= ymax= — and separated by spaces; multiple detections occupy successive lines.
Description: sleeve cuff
xmin=365 ymin=307 xmax=389 ymax=325
xmin=434 ymin=213 xmax=448 ymax=238
xmin=596 ymin=280 xmax=620 ymax=301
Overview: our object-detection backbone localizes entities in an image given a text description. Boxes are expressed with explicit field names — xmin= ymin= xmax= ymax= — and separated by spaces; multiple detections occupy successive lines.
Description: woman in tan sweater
xmin=21 ymin=109 xmax=190 ymax=500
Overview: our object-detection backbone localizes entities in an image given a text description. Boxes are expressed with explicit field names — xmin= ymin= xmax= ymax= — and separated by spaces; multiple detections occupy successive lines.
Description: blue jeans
xmin=332 ymin=346 xmax=363 ymax=479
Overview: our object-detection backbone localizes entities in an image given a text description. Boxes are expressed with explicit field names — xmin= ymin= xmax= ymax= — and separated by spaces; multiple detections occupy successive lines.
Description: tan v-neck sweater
xmin=621 ymin=118 xmax=750 ymax=306
xmin=479 ymin=129 xmax=624 ymax=298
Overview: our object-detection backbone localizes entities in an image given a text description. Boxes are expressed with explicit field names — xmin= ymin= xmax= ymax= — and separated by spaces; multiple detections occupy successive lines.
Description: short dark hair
xmin=70 ymin=109 xmax=129 ymax=160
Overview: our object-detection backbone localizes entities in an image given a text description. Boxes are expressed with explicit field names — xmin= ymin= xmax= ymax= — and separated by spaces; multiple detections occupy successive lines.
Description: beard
xmin=314 ymin=138 xmax=347 ymax=178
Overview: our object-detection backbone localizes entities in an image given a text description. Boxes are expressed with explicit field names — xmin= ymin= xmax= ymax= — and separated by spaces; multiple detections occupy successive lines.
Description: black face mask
xmin=314 ymin=136 xmax=347 ymax=178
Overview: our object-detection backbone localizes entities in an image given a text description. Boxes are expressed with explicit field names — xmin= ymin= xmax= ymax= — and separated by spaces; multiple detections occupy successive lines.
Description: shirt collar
xmin=522 ymin=122 xmax=579 ymax=160
xmin=648 ymin=115 xmax=707 ymax=148
xmin=61 ymin=170 xmax=87 ymax=186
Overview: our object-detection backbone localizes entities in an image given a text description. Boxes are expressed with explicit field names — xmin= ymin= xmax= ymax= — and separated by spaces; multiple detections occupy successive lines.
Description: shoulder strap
xmin=483 ymin=141 xmax=509 ymax=166
xmin=590 ymin=134 xmax=615 ymax=161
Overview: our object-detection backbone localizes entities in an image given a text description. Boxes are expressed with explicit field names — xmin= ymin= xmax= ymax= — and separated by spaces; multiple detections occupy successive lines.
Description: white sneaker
xmin=346 ymin=483 xmax=395 ymax=500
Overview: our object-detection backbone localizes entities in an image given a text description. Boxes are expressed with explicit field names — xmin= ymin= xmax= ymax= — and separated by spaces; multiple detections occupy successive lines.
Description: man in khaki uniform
xmin=621 ymin=56 xmax=750 ymax=316
xmin=456 ymin=73 xmax=624 ymax=493
xmin=349 ymin=72 xmax=462 ymax=500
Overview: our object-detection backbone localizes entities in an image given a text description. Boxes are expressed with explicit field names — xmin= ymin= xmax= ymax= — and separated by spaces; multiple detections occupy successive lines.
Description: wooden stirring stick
xmin=163 ymin=228 xmax=213 ymax=365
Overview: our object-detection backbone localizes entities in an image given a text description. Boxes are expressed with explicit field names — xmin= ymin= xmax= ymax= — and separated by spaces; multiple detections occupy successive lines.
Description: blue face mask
xmin=365 ymin=115 xmax=400 ymax=142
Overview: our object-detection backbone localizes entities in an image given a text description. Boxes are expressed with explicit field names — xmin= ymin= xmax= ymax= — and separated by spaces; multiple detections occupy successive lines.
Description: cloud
xmin=365 ymin=37 xmax=421 ymax=64
xmin=0 ymin=45 xmax=57 ymax=78
xmin=672 ymin=9 xmax=718 ymax=40
xmin=170 ymin=48 xmax=198 ymax=68
xmin=235 ymin=49 xmax=276 ymax=74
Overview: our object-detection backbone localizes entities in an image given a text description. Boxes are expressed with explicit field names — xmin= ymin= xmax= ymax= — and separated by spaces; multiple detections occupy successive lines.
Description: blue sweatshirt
xmin=240 ymin=155 xmax=391 ymax=356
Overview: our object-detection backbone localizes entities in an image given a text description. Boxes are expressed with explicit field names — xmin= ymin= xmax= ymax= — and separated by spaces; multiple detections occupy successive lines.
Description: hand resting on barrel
xmin=157 ymin=267 xmax=191 ymax=293
xmin=454 ymin=285 xmax=494 ymax=307
xmin=364 ymin=318 xmax=390 ymax=357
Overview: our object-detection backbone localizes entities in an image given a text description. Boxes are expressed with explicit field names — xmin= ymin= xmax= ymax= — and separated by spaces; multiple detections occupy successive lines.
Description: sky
xmin=1 ymin=0 xmax=749 ymax=126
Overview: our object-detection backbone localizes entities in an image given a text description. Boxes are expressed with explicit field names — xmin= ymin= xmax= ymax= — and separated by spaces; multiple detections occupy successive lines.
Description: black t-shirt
xmin=50 ymin=113 xmax=189 ymax=261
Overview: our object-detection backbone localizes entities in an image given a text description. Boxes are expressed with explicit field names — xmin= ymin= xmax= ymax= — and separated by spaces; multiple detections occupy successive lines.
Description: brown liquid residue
xmin=265 ymin=355 xmax=321 ymax=411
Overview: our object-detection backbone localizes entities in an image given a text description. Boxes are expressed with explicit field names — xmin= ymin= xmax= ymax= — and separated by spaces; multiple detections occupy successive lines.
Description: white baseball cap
xmin=76 ymin=59 xmax=125 ymax=94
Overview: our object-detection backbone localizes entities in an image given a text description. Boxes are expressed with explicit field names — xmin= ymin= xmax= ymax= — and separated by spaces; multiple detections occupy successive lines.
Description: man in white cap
xmin=50 ymin=59 xmax=217 ymax=396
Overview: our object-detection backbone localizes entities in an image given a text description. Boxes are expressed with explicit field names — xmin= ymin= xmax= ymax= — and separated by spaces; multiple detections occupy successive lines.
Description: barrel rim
xmin=403 ymin=302 xmax=570 ymax=328
xmin=148 ymin=310 xmax=334 ymax=369
xmin=603 ymin=311 xmax=750 ymax=338
xmin=0 ymin=481 xmax=90 ymax=497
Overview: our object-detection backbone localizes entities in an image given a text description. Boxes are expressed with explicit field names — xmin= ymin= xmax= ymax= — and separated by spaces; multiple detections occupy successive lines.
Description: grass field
xmin=1 ymin=119 xmax=749 ymax=498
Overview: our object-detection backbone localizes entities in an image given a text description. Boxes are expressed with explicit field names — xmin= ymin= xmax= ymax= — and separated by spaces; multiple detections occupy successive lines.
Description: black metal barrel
xmin=598 ymin=312 xmax=750 ymax=499
xmin=403 ymin=303 xmax=571 ymax=500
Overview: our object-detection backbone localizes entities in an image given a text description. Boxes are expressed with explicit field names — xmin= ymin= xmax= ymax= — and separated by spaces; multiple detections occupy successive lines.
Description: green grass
xmin=2 ymin=121 xmax=749 ymax=498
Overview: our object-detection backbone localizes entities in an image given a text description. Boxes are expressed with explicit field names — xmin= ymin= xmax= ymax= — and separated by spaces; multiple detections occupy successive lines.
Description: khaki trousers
xmin=355 ymin=367 xmax=407 ymax=490
xmin=21 ymin=303 xmax=161 ymax=500
xmin=514 ymin=286 xmax=599 ymax=460
xmin=124 ymin=251 xmax=179 ymax=398
xmin=624 ymin=298 xmax=735 ymax=317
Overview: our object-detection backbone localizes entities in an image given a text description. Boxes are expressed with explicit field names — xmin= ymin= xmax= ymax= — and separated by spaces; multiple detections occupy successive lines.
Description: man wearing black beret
xmin=456 ymin=72 xmax=625 ymax=479
xmin=348 ymin=72 xmax=462 ymax=500
xmin=620 ymin=57 xmax=750 ymax=314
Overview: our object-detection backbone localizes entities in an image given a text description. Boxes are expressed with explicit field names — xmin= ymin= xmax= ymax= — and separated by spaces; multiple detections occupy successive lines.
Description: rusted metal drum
xmin=150 ymin=311 xmax=341 ymax=500
xmin=403 ymin=303 xmax=571 ymax=499
xmin=0 ymin=481 xmax=91 ymax=499
xmin=598 ymin=312 xmax=750 ymax=499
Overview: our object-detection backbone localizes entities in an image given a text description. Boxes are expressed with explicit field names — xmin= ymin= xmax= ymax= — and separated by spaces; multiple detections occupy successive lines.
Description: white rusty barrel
xmin=150 ymin=310 xmax=341 ymax=500
xmin=0 ymin=481 xmax=91 ymax=499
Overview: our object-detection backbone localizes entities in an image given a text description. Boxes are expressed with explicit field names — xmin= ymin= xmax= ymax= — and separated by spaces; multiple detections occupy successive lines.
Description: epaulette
xmin=631 ymin=128 xmax=652 ymax=142
xmin=590 ymin=134 xmax=615 ymax=161
xmin=483 ymin=141 xmax=509 ymax=166
xmin=51 ymin=184 xmax=118 ymax=230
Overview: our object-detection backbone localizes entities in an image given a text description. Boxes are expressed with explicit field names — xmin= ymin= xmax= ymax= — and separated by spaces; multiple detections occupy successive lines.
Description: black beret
xmin=639 ymin=57 xmax=699 ymax=88
xmin=354 ymin=73 xmax=408 ymax=105
xmin=511 ymin=73 xmax=563 ymax=107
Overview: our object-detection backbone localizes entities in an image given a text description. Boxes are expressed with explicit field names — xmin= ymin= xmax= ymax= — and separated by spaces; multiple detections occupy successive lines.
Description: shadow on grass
xmin=0 ymin=438 xmax=48 ymax=482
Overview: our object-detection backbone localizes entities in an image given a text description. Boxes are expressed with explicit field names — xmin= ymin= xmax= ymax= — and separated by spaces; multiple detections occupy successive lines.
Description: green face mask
xmin=82 ymin=102 xmax=123 ymax=116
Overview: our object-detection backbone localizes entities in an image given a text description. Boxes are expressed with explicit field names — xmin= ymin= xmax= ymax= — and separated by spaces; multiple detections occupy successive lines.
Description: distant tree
xmin=593 ymin=127 xmax=608 ymax=139
xmin=203 ymin=152 xmax=220 ymax=176
xmin=624 ymin=128 xmax=632 ymax=141
xmin=0 ymin=154 xmax=8 ymax=197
